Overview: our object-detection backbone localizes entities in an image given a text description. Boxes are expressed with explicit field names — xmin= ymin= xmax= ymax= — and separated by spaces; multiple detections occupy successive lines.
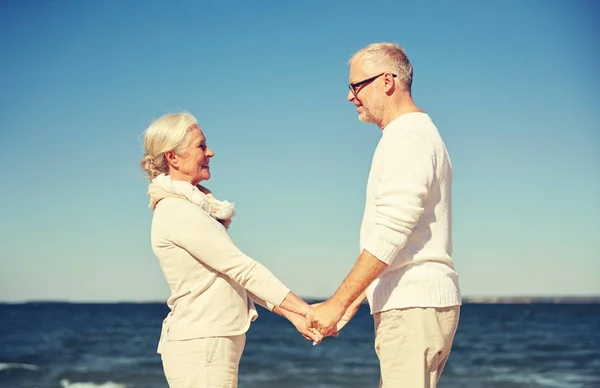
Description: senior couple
xmin=141 ymin=42 xmax=461 ymax=388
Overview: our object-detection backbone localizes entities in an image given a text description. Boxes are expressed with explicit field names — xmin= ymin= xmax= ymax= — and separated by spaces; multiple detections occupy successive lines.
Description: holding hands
xmin=306 ymin=300 xmax=345 ymax=337
xmin=286 ymin=311 xmax=326 ymax=345
xmin=275 ymin=298 xmax=359 ymax=346
xmin=306 ymin=298 xmax=361 ymax=337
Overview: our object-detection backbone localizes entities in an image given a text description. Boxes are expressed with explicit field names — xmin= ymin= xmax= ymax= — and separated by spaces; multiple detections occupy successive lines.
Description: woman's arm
xmin=164 ymin=199 xmax=300 ymax=313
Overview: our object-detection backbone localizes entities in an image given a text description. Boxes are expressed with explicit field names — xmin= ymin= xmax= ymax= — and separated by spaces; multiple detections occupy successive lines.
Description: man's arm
xmin=329 ymin=250 xmax=387 ymax=311
xmin=307 ymin=128 xmax=436 ymax=334
xmin=335 ymin=291 xmax=367 ymax=332
xmin=306 ymin=251 xmax=387 ymax=334
xmin=332 ymin=128 xmax=436 ymax=310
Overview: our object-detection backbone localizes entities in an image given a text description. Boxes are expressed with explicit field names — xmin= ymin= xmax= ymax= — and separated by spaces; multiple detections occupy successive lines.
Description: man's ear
xmin=165 ymin=150 xmax=178 ymax=168
xmin=384 ymin=73 xmax=396 ymax=94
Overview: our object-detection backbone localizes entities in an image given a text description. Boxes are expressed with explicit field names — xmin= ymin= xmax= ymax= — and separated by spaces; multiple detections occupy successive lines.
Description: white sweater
xmin=150 ymin=195 xmax=290 ymax=352
xmin=361 ymin=112 xmax=461 ymax=313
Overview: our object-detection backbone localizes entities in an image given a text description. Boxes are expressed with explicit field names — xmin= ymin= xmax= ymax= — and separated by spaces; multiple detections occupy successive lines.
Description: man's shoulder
xmin=386 ymin=111 xmax=432 ymax=130
xmin=384 ymin=114 xmax=438 ymax=142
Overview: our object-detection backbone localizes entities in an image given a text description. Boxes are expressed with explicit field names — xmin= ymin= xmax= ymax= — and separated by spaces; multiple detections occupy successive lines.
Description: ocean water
xmin=1 ymin=302 xmax=599 ymax=388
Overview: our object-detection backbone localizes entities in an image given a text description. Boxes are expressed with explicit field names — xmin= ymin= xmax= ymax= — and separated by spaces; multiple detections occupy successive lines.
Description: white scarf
xmin=149 ymin=173 xmax=235 ymax=220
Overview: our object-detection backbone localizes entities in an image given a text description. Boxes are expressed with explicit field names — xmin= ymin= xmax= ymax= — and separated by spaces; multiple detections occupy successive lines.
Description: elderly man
xmin=307 ymin=43 xmax=461 ymax=387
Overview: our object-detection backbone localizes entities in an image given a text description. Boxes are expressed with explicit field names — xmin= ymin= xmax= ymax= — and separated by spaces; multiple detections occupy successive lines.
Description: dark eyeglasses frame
xmin=349 ymin=72 xmax=397 ymax=96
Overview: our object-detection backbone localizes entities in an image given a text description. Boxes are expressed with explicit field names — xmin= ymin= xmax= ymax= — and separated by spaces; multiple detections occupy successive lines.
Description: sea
xmin=1 ymin=302 xmax=599 ymax=388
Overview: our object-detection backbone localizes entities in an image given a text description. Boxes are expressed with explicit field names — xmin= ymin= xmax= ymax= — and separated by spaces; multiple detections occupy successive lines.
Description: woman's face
xmin=173 ymin=125 xmax=214 ymax=185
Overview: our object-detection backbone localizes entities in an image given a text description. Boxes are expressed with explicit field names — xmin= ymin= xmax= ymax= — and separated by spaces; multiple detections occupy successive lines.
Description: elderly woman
xmin=140 ymin=112 xmax=321 ymax=388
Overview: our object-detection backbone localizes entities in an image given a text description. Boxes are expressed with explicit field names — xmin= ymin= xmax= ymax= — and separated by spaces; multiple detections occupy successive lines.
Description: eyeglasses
xmin=348 ymin=72 xmax=397 ymax=97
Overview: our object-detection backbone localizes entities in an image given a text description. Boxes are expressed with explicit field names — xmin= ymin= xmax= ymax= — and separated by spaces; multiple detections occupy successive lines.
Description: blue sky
xmin=0 ymin=0 xmax=598 ymax=302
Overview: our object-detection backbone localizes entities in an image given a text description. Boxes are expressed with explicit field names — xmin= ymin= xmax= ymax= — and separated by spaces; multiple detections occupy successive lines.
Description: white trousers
xmin=161 ymin=335 xmax=246 ymax=388
xmin=374 ymin=306 xmax=460 ymax=388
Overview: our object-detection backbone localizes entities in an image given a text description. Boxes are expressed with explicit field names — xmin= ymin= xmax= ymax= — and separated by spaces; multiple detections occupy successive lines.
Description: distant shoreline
xmin=1 ymin=296 xmax=600 ymax=304
xmin=461 ymin=296 xmax=600 ymax=304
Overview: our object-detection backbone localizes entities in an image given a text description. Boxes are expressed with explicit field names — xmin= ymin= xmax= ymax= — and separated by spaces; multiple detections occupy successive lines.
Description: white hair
xmin=349 ymin=42 xmax=413 ymax=92
xmin=140 ymin=112 xmax=198 ymax=180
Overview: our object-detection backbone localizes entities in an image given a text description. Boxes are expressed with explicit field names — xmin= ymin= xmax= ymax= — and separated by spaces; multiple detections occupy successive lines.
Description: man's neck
xmin=378 ymin=96 xmax=424 ymax=130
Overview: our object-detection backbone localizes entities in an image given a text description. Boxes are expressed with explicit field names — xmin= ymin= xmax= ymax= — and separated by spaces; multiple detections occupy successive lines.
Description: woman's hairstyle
xmin=140 ymin=112 xmax=198 ymax=180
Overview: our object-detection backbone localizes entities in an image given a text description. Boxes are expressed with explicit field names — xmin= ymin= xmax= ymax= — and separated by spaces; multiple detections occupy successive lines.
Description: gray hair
xmin=140 ymin=112 xmax=198 ymax=180
xmin=349 ymin=42 xmax=413 ymax=92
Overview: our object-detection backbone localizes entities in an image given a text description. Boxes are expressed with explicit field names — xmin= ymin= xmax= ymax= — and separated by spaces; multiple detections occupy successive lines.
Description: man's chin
xmin=358 ymin=113 xmax=377 ymax=124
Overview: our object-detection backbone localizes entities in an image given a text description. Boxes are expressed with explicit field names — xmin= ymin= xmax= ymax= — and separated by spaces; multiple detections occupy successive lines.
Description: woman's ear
xmin=165 ymin=150 xmax=178 ymax=168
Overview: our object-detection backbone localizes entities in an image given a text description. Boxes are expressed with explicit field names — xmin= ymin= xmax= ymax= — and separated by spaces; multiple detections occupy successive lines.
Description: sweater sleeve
xmin=246 ymin=291 xmax=275 ymax=311
xmin=363 ymin=128 xmax=435 ymax=265
xmin=164 ymin=199 xmax=290 ymax=307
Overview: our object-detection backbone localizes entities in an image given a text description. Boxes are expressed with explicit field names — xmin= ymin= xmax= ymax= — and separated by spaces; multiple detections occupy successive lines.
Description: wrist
xmin=329 ymin=296 xmax=348 ymax=314
xmin=275 ymin=306 xmax=299 ymax=320
xmin=300 ymin=304 xmax=312 ymax=318
xmin=331 ymin=294 xmax=355 ymax=311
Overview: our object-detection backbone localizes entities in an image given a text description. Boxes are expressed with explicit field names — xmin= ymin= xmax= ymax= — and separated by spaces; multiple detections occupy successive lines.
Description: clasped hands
xmin=284 ymin=298 xmax=358 ymax=346
xmin=303 ymin=299 xmax=359 ymax=344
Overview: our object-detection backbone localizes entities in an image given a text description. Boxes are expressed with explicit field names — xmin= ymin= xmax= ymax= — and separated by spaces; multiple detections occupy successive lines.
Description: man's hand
xmin=306 ymin=299 xmax=345 ymax=336
xmin=286 ymin=311 xmax=324 ymax=345
xmin=335 ymin=303 xmax=361 ymax=333
xmin=306 ymin=250 xmax=386 ymax=336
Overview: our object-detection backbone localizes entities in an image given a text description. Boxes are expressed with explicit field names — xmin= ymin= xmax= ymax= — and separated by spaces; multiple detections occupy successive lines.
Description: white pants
xmin=374 ymin=306 xmax=460 ymax=388
xmin=161 ymin=335 xmax=246 ymax=388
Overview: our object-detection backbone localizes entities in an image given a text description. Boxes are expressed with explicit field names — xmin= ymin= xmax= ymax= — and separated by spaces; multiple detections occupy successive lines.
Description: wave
xmin=59 ymin=380 xmax=126 ymax=388
xmin=0 ymin=362 xmax=39 ymax=371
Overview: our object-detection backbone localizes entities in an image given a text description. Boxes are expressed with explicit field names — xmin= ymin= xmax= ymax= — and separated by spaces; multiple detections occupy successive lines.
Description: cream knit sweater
xmin=361 ymin=113 xmax=461 ymax=313
xmin=148 ymin=183 xmax=290 ymax=352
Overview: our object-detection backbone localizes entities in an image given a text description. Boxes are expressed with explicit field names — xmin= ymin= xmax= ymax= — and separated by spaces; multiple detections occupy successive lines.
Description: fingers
xmin=307 ymin=328 xmax=323 ymax=343
xmin=310 ymin=318 xmax=335 ymax=336
xmin=319 ymin=326 xmax=335 ymax=337
xmin=312 ymin=336 xmax=322 ymax=346
xmin=300 ymin=327 xmax=322 ymax=346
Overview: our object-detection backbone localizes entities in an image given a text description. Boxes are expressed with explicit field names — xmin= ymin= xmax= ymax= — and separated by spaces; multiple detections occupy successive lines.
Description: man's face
xmin=347 ymin=60 xmax=384 ymax=124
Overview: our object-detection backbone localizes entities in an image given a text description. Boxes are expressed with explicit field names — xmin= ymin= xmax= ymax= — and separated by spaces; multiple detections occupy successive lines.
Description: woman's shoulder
xmin=155 ymin=196 xmax=197 ymax=212
xmin=153 ymin=197 xmax=213 ymax=224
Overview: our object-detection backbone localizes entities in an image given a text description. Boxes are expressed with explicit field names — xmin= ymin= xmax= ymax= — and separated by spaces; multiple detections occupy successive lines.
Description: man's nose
xmin=347 ymin=89 xmax=356 ymax=102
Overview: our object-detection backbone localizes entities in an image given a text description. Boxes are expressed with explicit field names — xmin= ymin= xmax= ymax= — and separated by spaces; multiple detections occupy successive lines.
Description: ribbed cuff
xmin=364 ymin=231 xmax=407 ymax=265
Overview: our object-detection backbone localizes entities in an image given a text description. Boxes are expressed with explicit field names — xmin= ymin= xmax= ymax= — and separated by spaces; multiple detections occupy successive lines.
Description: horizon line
xmin=1 ymin=295 xmax=600 ymax=304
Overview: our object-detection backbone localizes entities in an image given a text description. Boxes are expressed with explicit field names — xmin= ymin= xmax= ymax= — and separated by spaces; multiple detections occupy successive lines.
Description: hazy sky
xmin=1 ymin=1 xmax=598 ymax=302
